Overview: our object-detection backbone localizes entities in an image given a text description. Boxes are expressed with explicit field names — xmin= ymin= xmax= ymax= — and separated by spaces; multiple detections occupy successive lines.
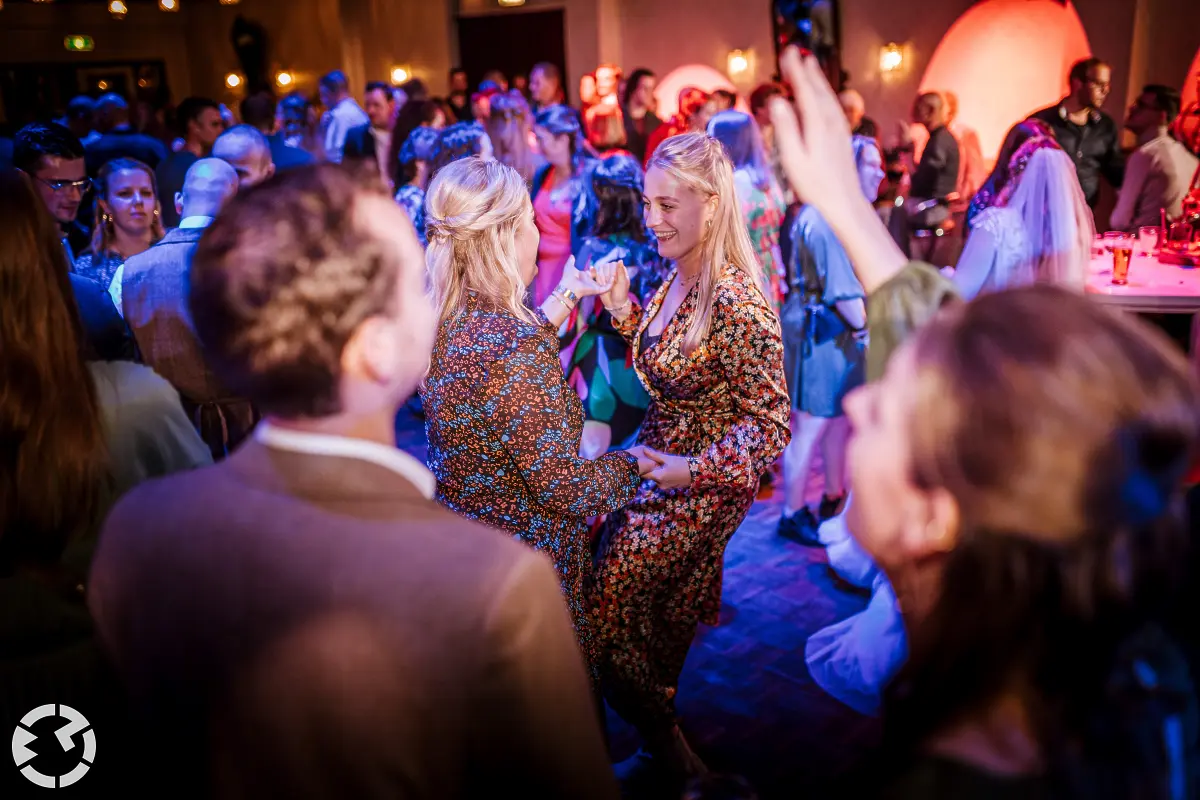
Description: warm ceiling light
xmin=275 ymin=71 xmax=294 ymax=88
xmin=97 ymin=80 xmax=109 ymax=91
xmin=726 ymin=49 xmax=752 ymax=79
xmin=159 ymin=0 xmax=179 ymax=10
xmin=225 ymin=73 xmax=242 ymax=89
xmin=32 ymin=0 xmax=54 ymax=4
xmin=498 ymin=0 xmax=526 ymax=6
xmin=108 ymin=0 xmax=128 ymax=19
xmin=879 ymin=43 xmax=904 ymax=73
xmin=390 ymin=66 xmax=409 ymax=85
xmin=219 ymin=0 xmax=240 ymax=4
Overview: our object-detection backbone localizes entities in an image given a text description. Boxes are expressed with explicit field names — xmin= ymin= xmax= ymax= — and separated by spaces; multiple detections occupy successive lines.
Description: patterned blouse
xmin=590 ymin=264 xmax=792 ymax=628
xmin=74 ymin=249 xmax=125 ymax=296
xmin=421 ymin=294 xmax=642 ymax=674
xmin=395 ymin=184 xmax=426 ymax=247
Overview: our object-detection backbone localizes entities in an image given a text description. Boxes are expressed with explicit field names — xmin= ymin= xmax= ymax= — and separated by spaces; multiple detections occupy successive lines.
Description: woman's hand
xmin=641 ymin=446 xmax=692 ymax=490
xmin=625 ymin=445 xmax=659 ymax=477
xmin=593 ymin=259 xmax=632 ymax=318
xmin=558 ymin=255 xmax=616 ymax=299
xmin=767 ymin=46 xmax=908 ymax=295
xmin=767 ymin=48 xmax=865 ymax=227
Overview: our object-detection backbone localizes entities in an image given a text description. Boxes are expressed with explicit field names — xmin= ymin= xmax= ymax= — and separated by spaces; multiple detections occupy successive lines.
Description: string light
xmin=108 ymin=0 xmax=128 ymax=19
xmin=159 ymin=0 xmax=179 ymax=11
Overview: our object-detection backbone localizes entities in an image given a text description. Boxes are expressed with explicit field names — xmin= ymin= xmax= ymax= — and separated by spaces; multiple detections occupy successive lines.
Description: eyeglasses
xmin=1087 ymin=79 xmax=1112 ymax=92
xmin=35 ymin=176 xmax=93 ymax=194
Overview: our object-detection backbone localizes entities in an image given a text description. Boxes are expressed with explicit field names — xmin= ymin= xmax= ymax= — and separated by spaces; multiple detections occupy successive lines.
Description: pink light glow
xmin=1179 ymin=47 xmax=1200 ymax=149
xmin=919 ymin=0 xmax=1091 ymax=163
xmin=654 ymin=64 xmax=738 ymax=119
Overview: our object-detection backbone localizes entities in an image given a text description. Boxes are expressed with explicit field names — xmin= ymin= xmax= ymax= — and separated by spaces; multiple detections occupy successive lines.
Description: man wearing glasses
xmin=1031 ymin=58 xmax=1125 ymax=208
xmin=14 ymin=121 xmax=93 ymax=261
xmin=14 ymin=121 xmax=135 ymax=361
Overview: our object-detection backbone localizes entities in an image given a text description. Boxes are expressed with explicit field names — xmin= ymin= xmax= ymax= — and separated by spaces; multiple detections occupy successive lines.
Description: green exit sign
xmin=64 ymin=35 xmax=95 ymax=52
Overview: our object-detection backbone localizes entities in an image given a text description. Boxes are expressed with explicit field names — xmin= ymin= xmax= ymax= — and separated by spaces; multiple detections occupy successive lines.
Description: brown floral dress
xmin=422 ymin=294 xmax=642 ymax=677
xmin=588 ymin=263 xmax=791 ymax=734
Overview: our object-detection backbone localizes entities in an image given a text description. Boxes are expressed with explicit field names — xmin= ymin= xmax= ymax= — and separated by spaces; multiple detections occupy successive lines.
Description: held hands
xmin=559 ymin=255 xmax=616 ymax=299
xmin=626 ymin=445 xmax=659 ymax=478
xmin=637 ymin=445 xmax=693 ymax=490
xmin=592 ymin=260 xmax=632 ymax=317
xmin=767 ymin=47 xmax=864 ymax=224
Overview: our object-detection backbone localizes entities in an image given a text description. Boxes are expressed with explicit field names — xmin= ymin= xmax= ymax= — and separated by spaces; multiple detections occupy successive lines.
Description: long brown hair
xmin=0 ymin=168 xmax=109 ymax=569
xmin=886 ymin=286 xmax=1200 ymax=798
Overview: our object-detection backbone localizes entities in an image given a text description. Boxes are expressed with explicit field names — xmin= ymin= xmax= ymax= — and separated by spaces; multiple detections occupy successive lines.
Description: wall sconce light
xmin=879 ymin=43 xmax=904 ymax=73
xmin=225 ymin=73 xmax=243 ymax=90
xmin=159 ymin=0 xmax=179 ymax=11
xmin=498 ymin=0 xmax=526 ymax=6
xmin=275 ymin=70 xmax=295 ymax=89
xmin=390 ymin=66 xmax=410 ymax=85
xmin=97 ymin=79 xmax=110 ymax=91
xmin=109 ymin=0 xmax=128 ymax=19
xmin=219 ymin=0 xmax=241 ymax=5
xmin=727 ymin=49 xmax=753 ymax=80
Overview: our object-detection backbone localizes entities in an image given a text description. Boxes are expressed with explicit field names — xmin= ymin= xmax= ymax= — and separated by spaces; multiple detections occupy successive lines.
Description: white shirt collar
xmin=178 ymin=215 xmax=214 ymax=229
xmin=254 ymin=421 xmax=436 ymax=499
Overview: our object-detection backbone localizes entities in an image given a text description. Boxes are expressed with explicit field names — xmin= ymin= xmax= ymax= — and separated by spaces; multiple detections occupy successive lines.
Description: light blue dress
xmin=782 ymin=206 xmax=867 ymax=417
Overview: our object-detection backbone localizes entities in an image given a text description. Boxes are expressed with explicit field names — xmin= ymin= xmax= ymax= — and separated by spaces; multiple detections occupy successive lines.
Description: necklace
xmin=678 ymin=270 xmax=702 ymax=288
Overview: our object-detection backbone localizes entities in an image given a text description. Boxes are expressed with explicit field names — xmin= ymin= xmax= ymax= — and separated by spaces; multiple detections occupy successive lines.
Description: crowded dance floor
xmin=2 ymin=0 xmax=1200 ymax=797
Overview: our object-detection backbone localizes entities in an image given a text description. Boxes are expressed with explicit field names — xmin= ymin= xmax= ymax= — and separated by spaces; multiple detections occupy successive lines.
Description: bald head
xmin=838 ymin=89 xmax=865 ymax=128
xmin=212 ymin=124 xmax=276 ymax=189
xmin=914 ymin=91 xmax=946 ymax=130
xmin=178 ymin=158 xmax=239 ymax=220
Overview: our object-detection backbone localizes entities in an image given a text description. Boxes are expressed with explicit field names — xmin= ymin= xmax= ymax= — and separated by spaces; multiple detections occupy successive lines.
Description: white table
xmin=1086 ymin=251 xmax=1200 ymax=313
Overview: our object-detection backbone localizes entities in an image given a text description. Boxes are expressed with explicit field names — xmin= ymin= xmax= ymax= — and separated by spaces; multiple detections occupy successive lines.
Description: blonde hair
xmin=647 ymin=133 xmax=769 ymax=355
xmin=90 ymin=157 xmax=164 ymax=256
xmin=425 ymin=156 xmax=538 ymax=326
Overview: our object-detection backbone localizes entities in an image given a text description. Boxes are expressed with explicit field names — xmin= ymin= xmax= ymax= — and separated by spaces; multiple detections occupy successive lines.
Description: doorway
xmin=456 ymin=9 xmax=567 ymax=101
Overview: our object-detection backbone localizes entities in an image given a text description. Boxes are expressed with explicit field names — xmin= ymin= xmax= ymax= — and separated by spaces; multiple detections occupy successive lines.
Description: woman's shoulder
xmin=442 ymin=305 xmax=554 ymax=365
xmin=712 ymin=264 xmax=776 ymax=320
xmin=973 ymin=205 xmax=1022 ymax=239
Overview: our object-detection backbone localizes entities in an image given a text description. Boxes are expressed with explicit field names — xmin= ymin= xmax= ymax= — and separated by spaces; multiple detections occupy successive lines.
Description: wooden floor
xmin=398 ymin=405 xmax=879 ymax=799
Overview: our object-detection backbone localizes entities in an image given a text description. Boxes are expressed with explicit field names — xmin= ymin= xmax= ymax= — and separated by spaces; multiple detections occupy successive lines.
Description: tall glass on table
xmin=1111 ymin=233 xmax=1134 ymax=285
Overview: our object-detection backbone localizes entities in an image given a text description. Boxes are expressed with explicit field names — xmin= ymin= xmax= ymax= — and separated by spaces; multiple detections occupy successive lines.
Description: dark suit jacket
xmin=84 ymin=127 xmax=168 ymax=175
xmin=69 ymin=272 xmax=137 ymax=361
xmin=121 ymin=226 xmax=257 ymax=459
xmin=268 ymin=133 xmax=316 ymax=172
xmin=341 ymin=123 xmax=377 ymax=162
xmin=89 ymin=440 xmax=617 ymax=800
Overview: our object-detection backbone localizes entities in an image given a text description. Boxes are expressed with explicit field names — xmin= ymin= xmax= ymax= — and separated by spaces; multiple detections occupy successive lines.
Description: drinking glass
xmin=1137 ymin=226 xmax=1160 ymax=257
xmin=1112 ymin=234 xmax=1134 ymax=285
xmin=1101 ymin=231 xmax=1123 ymax=253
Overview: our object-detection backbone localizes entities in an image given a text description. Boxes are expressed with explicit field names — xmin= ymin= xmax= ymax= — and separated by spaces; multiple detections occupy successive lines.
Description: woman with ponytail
xmin=589 ymin=133 xmax=791 ymax=785
xmin=421 ymin=157 xmax=654 ymax=686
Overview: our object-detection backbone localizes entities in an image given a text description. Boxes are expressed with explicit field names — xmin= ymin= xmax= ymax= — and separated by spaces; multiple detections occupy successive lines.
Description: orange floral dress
xmin=588 ymin=263 xmax=791 ymax=734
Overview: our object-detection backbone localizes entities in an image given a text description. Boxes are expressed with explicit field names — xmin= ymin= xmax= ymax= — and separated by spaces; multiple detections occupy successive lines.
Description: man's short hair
xmin=239 ymin=92 xmax=277 ymax=132
xmin=319 ymin=70 xmax=349 ymax=94
xmin=213 ymin=124 xmax=272 ymax=163
xmin=13 ymin=122 xmax=85 ymax=173
xmin=400 ymin=78 xmax=428 ymax=100
xmin=175 ymin=96 xmax=221 ymax=136
xmin=1142 ymin=84 xmax=1182 ymax=125
xmin=365 ymin=81 xmax=390 ymax=97
xmin=66 ymin=95 xmax=96 ymax=120
xmin=1068 ymin=57 xmax=1106 ymax=86
xmin=190 ymin=166 xmax=401 ymax=418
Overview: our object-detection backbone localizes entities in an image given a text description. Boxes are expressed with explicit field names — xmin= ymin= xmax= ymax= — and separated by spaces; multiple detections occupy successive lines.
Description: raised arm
xmin=768 ymin=50 xmax=909 ymax=295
